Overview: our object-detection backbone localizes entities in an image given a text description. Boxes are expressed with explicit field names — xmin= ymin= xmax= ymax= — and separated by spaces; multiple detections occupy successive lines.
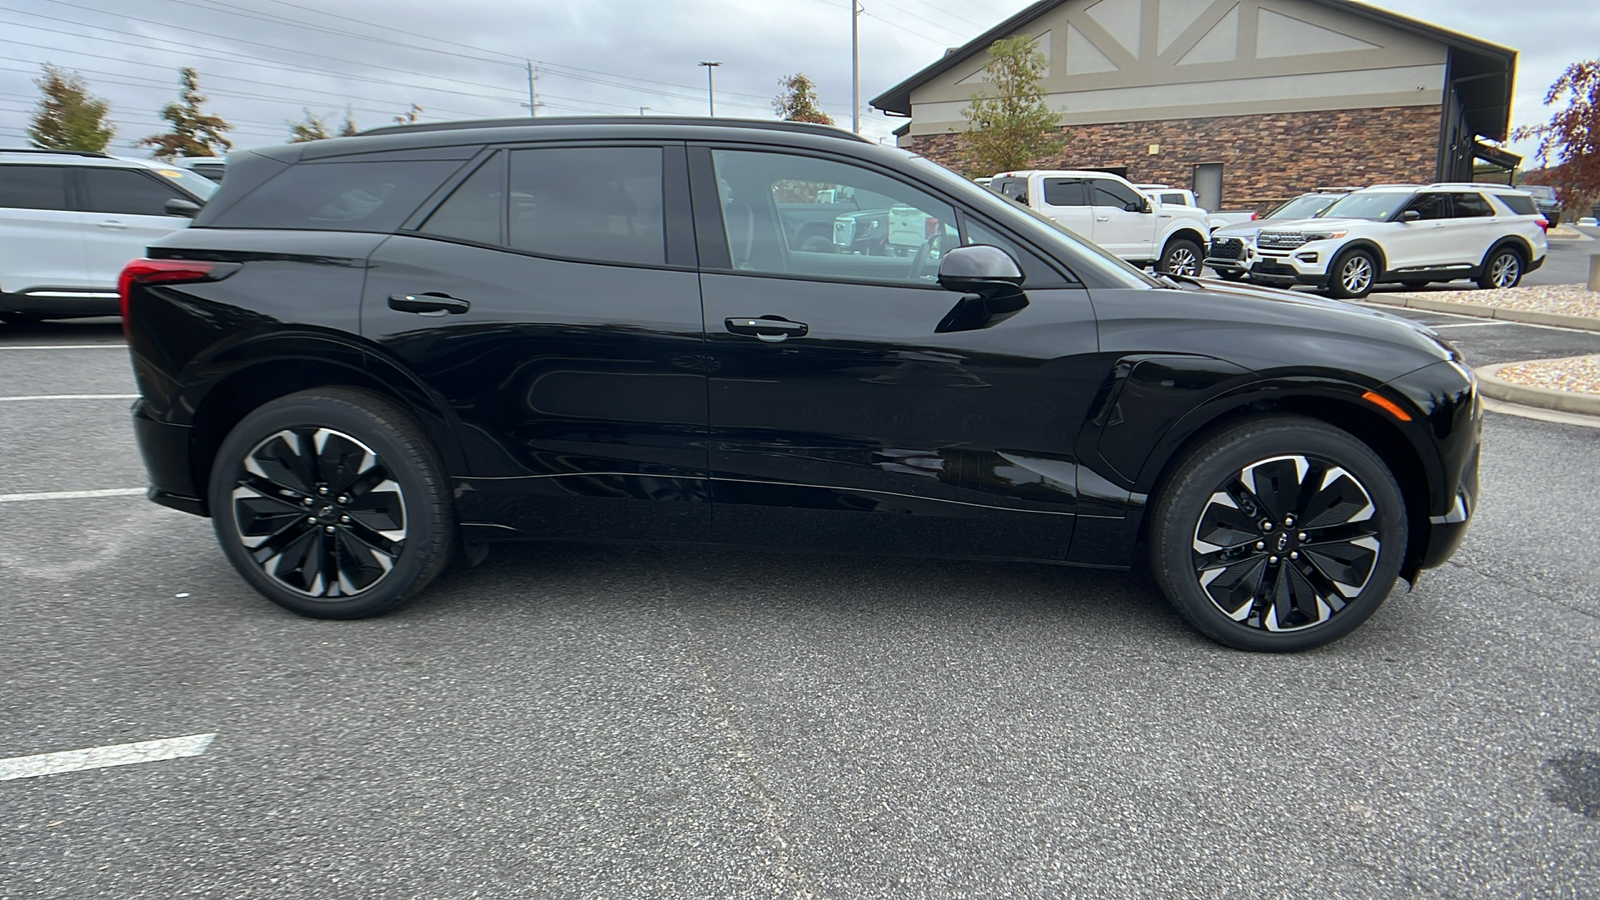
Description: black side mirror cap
xmin=936 ymin=244 xmax=1024 ymax=293
xmin=165 ymin=198 xmax=203 ymax=218
xmin=1399 ymin=209 xmax=1422 ymax=223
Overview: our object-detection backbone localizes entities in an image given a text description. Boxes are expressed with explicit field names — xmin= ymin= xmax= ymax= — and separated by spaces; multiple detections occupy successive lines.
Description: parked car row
xmin=1204 ymin=183 xmax=1549 ymax=298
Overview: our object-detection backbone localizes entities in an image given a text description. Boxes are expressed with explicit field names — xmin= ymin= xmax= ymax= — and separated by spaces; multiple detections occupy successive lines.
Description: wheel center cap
xmin=317 ymin=504 xmax=340 ymax=524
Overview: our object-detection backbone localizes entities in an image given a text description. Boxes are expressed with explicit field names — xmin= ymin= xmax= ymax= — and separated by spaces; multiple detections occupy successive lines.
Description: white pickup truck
xmin=1138 ymin=184 xmax=1257 ymax=232
xmin=990 ymin=170 xmax=1211 ymax=275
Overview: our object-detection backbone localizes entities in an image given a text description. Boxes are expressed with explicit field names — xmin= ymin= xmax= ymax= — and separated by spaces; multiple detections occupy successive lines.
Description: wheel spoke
xmin=1241 ymin=455 xmax=1308 ymax=522
xmin=244 ymin=429 xmax=317 ymax=495
xmin=313 ymin=428 xmax=378 ymax=496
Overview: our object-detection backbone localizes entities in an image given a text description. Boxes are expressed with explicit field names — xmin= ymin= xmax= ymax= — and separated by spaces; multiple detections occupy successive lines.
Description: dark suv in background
xmin=123 ymin=117 xmax=1481 ymax=652
xmin=1520 ymin=184 xmax=1562 ymax=227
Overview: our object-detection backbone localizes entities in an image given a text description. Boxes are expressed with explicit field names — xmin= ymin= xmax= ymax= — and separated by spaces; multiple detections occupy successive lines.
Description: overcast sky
xmin=0 ymin=0 xmax=1593 ymax=163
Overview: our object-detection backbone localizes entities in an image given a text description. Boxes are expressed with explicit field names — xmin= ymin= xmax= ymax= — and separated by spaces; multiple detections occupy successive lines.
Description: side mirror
xmin=1399 ymin=209 xmax=1422 ymax=223
xmin=165 ymin=198 xmax=202 ymax=218
xmin=1127 ymin=199 xmax=1148 ymax=213
xmin=935 ymin=245 xmax=1028 ymax=334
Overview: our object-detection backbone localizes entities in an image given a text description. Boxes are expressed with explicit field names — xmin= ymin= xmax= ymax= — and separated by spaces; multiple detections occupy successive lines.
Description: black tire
xmin=1159 ymin=238 xmax=1203 ymax=277
xmin=1148 ymin=415 xmax=1407 ymax=652
xmin=1477 ymin=246 xmax=1524 ymax=290
xmin=797 ymin=232 xmax=833 ymax=253
xmin=0 ymin=312 xmax=41 ymax=325
xmin=208 ymin=387 xmax=455 ymax=619
xmin=1400 ymin=280 xmax=1431 ymax=288
xmin=1326 ymin=249 xmax=1376 ymax=299
xmin=1215 ymin=269 xmax=1247 ymax=282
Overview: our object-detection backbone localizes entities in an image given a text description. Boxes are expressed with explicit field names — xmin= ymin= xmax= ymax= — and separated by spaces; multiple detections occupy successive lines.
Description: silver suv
xmin=1248 ymin=183 xmax=1548 ymax=299
xmin=0 ymin=149 xmax=216 ymax=323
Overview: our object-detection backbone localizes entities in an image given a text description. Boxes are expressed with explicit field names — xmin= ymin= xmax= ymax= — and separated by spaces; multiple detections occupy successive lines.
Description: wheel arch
xmin=1162 ymin=228 xmax=1208 ymax=255
xmin=183 ymin=339 xmax=468 ymax=517
xmin=1481 ymin=236 xmax=1532 ymax=267
xmin=1334 ymin=240 xmax=1388 ymax=274
xmin=1134 ymin=387 xmax=1436 ymax=581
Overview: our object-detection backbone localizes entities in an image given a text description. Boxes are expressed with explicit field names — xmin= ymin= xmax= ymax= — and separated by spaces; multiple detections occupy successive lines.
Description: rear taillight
xmin=118 ymin=258 xmax=238 ymax=330
xmin=1535 ymin=218 xmax=1550 ymax=233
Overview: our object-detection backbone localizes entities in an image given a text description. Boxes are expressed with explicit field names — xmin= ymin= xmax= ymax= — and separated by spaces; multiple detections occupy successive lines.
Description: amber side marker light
xmin=1361 ymin=390 xmax=1412 ymax=422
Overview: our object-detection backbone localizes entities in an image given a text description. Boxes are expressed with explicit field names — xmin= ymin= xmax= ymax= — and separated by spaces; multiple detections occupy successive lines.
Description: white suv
xmin=989 ymin=170 xmax=1212 ymax=275
xmin=1248 ymin=183 xmax=1548 ymax=298
xmin=0 ymin=149 xmax=216 ymax=323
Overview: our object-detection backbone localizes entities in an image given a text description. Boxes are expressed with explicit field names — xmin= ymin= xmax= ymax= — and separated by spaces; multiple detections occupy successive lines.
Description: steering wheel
xmin=908 ymin=231 xmax=946 ymax=282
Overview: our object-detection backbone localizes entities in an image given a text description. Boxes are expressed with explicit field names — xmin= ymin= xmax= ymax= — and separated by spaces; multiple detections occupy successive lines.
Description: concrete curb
xmin=1546 ymin=226 xmax=1592 ymax=242
xmin=1475 ymin=357 xmax=1600 ymax=417
xmin=1364 ymin=293 xmax=1600 ymax=333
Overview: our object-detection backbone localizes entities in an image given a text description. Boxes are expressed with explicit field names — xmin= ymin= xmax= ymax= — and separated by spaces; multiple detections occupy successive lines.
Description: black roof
xmin=870 ymin=0 xmax=1517 ymax=141
xmin=358 ymin=116 xmax=870 ymax=142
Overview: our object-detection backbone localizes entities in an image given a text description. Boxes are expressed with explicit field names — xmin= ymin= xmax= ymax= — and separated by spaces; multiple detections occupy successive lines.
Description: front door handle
xmin=96 ymin=219 xmax=129 ymax=230
xmin=725 ymin=316 xmax=808 ymax=342
xmin=389 ymin=293 xmax=471 ymax=315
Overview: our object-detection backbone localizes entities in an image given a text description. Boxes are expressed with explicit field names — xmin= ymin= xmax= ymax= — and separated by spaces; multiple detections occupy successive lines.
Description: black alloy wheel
xmin=1326 ymin=249 xmax=1376 ymax=299
xmin=1149 ymin=416 xmax=1406 ymax=651
xmin=209 ymin=387 xmax=455 ymax=618
xmin=1160 ymin=239 xmax=1203 ymax=277
xmin=1478 ymin=248 xmax=1523 ymax=290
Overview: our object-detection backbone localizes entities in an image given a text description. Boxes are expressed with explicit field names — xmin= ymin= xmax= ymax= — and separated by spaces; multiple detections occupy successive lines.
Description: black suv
xmin=124 ymin=117 xmax=1481 ymax=652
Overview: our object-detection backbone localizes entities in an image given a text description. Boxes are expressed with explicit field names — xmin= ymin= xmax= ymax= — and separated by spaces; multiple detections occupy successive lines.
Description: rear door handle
xmin=388 ymin=293 xmax=471 ymax=315
xmin=96 ymin=219 xmax=128 ymax=230
xmin=725 ymin=316 xmax=808 ymax=342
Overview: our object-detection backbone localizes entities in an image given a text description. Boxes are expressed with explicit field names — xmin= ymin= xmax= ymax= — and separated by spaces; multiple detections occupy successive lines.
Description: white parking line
xmin=1428 ymin=322 xmax=1514 ymax=329
xmin=0 ymin=733 xmax=216 ymax=782
xmin=0 ymin=394 xmax=138 ymax=402
xmin=0 ymin=488 xmax=145 ymax=503
xmin=0 ymin=344 xmax=125 ymax=351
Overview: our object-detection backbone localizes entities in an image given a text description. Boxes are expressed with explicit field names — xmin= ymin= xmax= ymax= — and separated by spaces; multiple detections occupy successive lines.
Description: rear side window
xmin=0 ymin=165 xmax=68 ymax=211
xmin=419 ymin=153 xmax=505 ymax=245
xmin=81 ymin=168 xmax=184 ymax=216
xmin=508 ymin=147 xmax=664 ymax=266
xmin=992 ymin=178 xmax=1028 ymax=204
xmin=1042 ymin=179 xmax=1086 ymax=207
xmin=207 ymin=159 xmax=465 ymax=231
xmin=1497 ymin=193 xmax=1538 ymax=216
xmin=1453 ymin=193 xmax=1494 ymax=218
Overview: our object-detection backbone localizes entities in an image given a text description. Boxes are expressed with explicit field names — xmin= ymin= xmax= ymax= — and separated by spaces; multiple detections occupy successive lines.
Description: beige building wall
xmin=904 ymin=0 xmax=1447 ymax=138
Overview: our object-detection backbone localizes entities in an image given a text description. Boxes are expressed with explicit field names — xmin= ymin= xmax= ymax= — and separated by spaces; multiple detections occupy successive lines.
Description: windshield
xmin=903 ymin=153 xmax=1160 ymax=288
xmin=1317 ymin=190 xmax=1411 ymax=221
xmin=1267 ymin=193 xmax=1341 ymax=220
xmin=147 ymin=164 xmax=220 ymax=201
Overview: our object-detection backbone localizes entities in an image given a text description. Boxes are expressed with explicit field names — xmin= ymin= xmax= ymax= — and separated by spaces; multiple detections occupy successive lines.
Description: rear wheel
xmin=208 ymin=387 xmax=455 ymax=619
xmin=1159 ymin=238 xmax=1203 ymax=277
xmin=1478 ymin=247 xmax=1523 ymax=290
xmin=1326 ymin=249 xmax=1376 ymax=299
xmin=1148 ymin=416 xmax=1407 ymax=652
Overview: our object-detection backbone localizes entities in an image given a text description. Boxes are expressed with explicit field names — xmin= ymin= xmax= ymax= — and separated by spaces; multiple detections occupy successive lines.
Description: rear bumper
xmin=131 ymin=399 xmax=206 ymax=517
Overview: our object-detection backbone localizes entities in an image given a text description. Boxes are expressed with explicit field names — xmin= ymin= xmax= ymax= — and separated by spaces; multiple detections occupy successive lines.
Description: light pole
xmin=851 ymin=2 xmax=860 ymax=133
xmin=698 ymin=61 xmax=721 ymax=116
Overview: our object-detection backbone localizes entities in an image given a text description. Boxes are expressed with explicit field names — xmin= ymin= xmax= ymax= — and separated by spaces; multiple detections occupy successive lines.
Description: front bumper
xmin=1250 ymin=244 xmax=1335 ymax=284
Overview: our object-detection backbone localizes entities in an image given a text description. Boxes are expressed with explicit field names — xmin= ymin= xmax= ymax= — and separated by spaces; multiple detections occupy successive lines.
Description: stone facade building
xmin=871 ymin=0 xmax=1518 ymax=213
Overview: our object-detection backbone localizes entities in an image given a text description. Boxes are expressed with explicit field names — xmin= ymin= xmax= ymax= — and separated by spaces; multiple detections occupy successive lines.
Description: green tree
xmin=959 ymin=36 xmax=1064 ymax=176
xmin=773 ymin=73 xmax=833 ymax=125
xmin=138 ymin=67 xmax=233 ymax=159
xmin=288 ymin=109 xmax=332 ymax=143
xmin=1513 ymin=59 xmax=1600 ymax=212
xmin=26 ymin=64 xmax=115 ymax=153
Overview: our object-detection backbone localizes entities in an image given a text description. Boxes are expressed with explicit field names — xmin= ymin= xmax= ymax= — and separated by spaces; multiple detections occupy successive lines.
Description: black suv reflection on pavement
xmin=123 ymin=117 xmax=1481 ymax=652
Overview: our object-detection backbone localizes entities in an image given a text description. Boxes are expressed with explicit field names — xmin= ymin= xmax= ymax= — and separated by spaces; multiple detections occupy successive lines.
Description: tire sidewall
xmin=1480 ymin=247 xmax=1523 ymax=289
xmin=1328 ymin=249 xmax=1375 ymax=299
xmin=1150 ymin=418 xmax=1407 ymax=652
xmin=1162 ymin=238 xmax=1202 ymax=276
xmin=208 ymin=389 xmax=451 ymax=619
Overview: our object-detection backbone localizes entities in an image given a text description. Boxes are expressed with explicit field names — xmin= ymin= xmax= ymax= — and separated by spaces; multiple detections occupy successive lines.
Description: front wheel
xmin=1148 ymin=416 xmax=1407 ymax=652
xmin=1159 ymin=238 xmax=1203 ymax=277
xmin=1477 ymin=247 xmax=1523 ymax=290
xmin=1215 ymin=269 xmax=1247 ymax=282
xmin=1326 ymin=249 xmax=1376 ymax=299
xmin=208 ymin=387 xmax=456 ymax=619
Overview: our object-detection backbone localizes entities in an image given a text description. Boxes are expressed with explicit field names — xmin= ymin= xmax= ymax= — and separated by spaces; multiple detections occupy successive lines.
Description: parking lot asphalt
xmin=1 ymin=317 xmax=1596 ymax=899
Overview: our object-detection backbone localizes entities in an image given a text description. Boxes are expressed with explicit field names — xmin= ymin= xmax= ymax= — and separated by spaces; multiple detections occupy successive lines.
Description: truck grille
xmin=833 ymin=218 xmax=856 ymax=247
xmin=1208 ymin=237 xmax=1244 ymax=260
xmin=1257 ymin=231 xmax=1308 ymax=251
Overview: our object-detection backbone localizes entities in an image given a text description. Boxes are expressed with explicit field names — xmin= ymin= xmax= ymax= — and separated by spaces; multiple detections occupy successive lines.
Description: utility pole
xmin=523 ymin=61 xmax=539 ymax=117
xmin=639 ymin=106 xmax=650 ymax=116
xmin=699 ymin=61 xmax=722 ymax=116
xmin=852 ymin=1 xmax=861 ymax=133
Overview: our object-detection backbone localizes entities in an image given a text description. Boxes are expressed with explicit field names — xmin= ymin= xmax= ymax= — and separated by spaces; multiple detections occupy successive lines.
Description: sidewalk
xmin=1364 ymin=283 xmax=1600 ymax=415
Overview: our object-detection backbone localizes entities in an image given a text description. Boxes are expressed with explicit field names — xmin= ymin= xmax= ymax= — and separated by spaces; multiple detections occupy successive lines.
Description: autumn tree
xmin=288 ymin=110 xmax=332 ymax=143
xmin=960 ymin=36 xmax=1064 ymax=176
xmin=1513 ymin=59 xmax=1600 ymax=212
xmin=774 ymin=73 xmax=833 ymax=125
xmin=139 ymin=68 xmax=233 ymax=159
xmin=26 ymin=64 xmax=115 ymax=153
xmin=338 ymin=107 xmax=360 ymax=137
xmin=393 ymin=103 xmax=423 ymax=125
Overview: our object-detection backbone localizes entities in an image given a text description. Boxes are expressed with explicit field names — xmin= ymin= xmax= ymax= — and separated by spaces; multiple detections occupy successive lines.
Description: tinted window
xmin=1402 ymin=192 xmax=1451 ymax=221
xmin=963 ymin=217 xmax=1067 ymax=286
xmin=710 ymin=148 xmax=958 ymax=285
xmin=1042 ymin=179 xmax=1086 ymax=207
xmin=1320 ymin=191 xmax=1409 ymax=221
xmin=0 ymin=166 xmax=68 ymax=211
xmin=992 ymin=177 xmax=1028 ymax=204
xmin=1091 ymin=179 xmax=1143 ymax=209
xmin=420 ymin=153 xmax=505 ymax=246
xmin=508 ymin=147 xmax=664 ymax=266
xmin=1453 ymin=193 xmax=1495 ymax=218
xmin=208 ymin=159 xmax=464 ymax=231
xmin=1498 ymin=193 xmax=1538 ymax=216
xmin=81 ymin=168 xmax=184 ymax=216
